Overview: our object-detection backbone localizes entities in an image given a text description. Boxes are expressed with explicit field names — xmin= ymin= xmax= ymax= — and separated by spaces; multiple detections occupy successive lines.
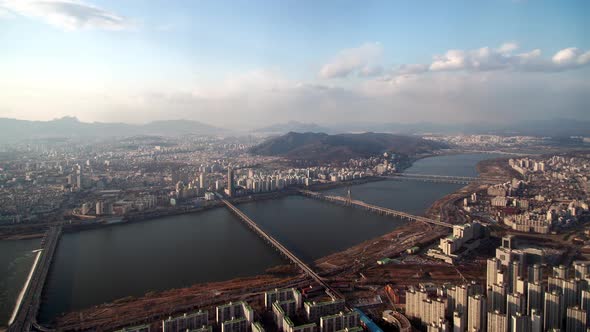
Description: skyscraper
xmin=553 ymin=265 xmax=569 ymax=279
xmin=528 ymin=264 xmax=542 ymax=284
xmin=509 ymin=261 xmax=522 ymax=293
xmin=573 ymin=261 xmax=588 ymax=279
xmin=506 ymin=292 xmax=525 ymax=331
xmin=452 ymin=311 xmax=464 ymax=332
xmin=511 ymin=312 xmax=529 ymax=332
xmin=487 ymin=310 xmax=507 ymax=332
xmin=227 ymin=168 xmax=234 ymax=197
xmin=530 ymin=309 xmax=542 ymax=332
xmin=581 ymin=290 xmax=590 ymax=322
xmin=527 ymin=282 xmax=543 ymax=315
xmin=467 ymin=294 xmax=486 ymax=332
xmin=563 ymin=278 xmax=582 ymax=310
xmin=544 ymin=290 xmax=563 ymax=330
xmin=565 ymin=306 xmax=587 ymax=332
xmin=199 ymin=173 xmax=206 ymax=189
xmin=488 ymin=282 xmax=507 ymax=313
xmin=447 ymin=284 xmax=469 ymax=329
xmin=487 ymin=258 xmax=500 ymax=289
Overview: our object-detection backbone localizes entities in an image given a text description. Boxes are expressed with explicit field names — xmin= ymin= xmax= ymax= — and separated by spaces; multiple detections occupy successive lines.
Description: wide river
xmin=0 ymin=153 xmax=505 ymax=326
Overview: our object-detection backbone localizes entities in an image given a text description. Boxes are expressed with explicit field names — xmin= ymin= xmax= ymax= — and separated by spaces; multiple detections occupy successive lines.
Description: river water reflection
xmin=35 ymin=153 xmax=504 ymax=323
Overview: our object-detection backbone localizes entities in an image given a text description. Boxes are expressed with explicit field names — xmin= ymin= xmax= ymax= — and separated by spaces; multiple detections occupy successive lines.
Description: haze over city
xmin=1 ymin=0 xmax=589 ymax=128
xmin=1 ymin=2 xmax=590 ymax=332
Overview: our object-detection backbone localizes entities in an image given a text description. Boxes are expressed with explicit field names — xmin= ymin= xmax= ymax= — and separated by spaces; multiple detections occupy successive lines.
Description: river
xmin=0 ymin=238 xmax=40 ymax=327
xmin=323 ymin=153 xmax=506 ymax=214
xmin=0 ymin=153 xmax=506 ymax=325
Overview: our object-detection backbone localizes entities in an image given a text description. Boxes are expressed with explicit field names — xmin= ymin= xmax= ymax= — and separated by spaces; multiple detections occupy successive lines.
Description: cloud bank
xmin=1 ymin=41 xmax=588 ymax=127
xmin=394 ymin=43 xmax=590 ymax=76
xmin=0 ymin=0 xmax=131 ymax=30
xmin=319 ymin=42 xmax=383 ymax=79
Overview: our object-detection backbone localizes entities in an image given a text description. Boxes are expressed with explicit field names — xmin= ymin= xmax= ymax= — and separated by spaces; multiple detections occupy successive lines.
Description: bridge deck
xmin=381 ymin=173 xmax=502 ymax=185
xmin=299 ymin=190 xmax=453 ymax=228
xmin=221 ymin=199 xmax=344 ymax=300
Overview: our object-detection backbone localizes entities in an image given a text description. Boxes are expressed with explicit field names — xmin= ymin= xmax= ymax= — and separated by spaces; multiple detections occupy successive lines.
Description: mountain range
xmin=0 ymin=117 xmax=223 ymax=142
xmin=1 ymin=117 xmax=588 ymax=143
xmin=253 ymin=121 xmax=330 ymax=134
xmin=253 ymin=119 xmax=590 ymax=137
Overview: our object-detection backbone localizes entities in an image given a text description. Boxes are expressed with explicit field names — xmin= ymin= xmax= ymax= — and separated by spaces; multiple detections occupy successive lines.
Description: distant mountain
xmin=254 ymin=121 xmax=330 ymax=134
xmin=0 ymin=117 xmax=223 ymax=141
xmin=326 ymin=119 xmax=590 ymax=137
xmin=250 ymin=132 xmax=447 ymax=161
xmin=488 ymin=119 xmax=590 ymax=137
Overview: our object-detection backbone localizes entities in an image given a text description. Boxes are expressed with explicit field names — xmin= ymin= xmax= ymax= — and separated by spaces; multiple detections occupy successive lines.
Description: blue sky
xmin=0 ymin=0 xmax=589 ymax=128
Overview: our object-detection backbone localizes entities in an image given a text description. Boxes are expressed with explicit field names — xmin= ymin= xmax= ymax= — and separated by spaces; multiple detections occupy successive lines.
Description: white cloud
xmin=2 ymin=65 xmax=588 ymax=127
xmin=579 ymin=51 xmax=590 ymax=66
xmin=319 ymin=42 xmax=383 ymax=79
xmin=0 ymin=0 xmax=132 ymax=30
xmin=498 ymin=42 xmax=519 ymax=53
xmin=359 ymin=64 xmax=384 ymax=77
xmin=191 ymin=69 xmax=291 ymax=99
xmin=552 ymin=47 xmax=579 ymax=65
xmin=394 ymin=63 xmax=429 ymax=76
xmin=383 ymin=43 xmax=590 ymax=79
xmin=552 ymin=47 xmax=590 ymax=69
xmin=430 ymin=50 xmax=467 ymax=71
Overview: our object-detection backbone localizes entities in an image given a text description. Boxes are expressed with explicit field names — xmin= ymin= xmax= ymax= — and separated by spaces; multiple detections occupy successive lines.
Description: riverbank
xmin=36 ymin=153 xmax=518 ymax=330
xmin=424 ymin=155 xmax=519 ymax=224
xmin=0 ymin=178 xmax=385 ymax=242
xmin=54 ymin=274 xmax=305 ymax=331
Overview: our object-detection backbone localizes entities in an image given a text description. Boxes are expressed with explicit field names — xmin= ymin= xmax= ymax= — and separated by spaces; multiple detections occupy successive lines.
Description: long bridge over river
xmin=9 ymin=226 xmax=61 ymax=332
xmin=220 ymin=198 xmax=344 ymax=301
xmin=298 ymin=189 xmax=453 ymax=229
xmin=381 ymin=173 xmax=502 ymax=185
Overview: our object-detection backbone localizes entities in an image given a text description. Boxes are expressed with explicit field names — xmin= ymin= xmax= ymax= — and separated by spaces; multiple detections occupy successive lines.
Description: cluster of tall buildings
xmin=406 ymin=237 xmax=590 ymax=331
xmin=267 ymin=288 xmax=359 ymax=332
xmin=427 ymin=221 xmax=486 ymax=264
xmin=78 ymin=192 xmax=165 ymax=217
xmin=465 ymin=155 xmax=589 ymax=235
xmin=509 ymin=158 xmax=546 ymax=176
xmin=162 ymin=310 xmax=210 ymax=332
xmin=65 ymin=164 xmax=84 ymax=190
xmin=423 ymin=135 xmax=542 ymax=149
xmin=116 ymin=289 xmax=365 ymax=332
xmin=120 ymin=301 xmax=255 ymax=332
xmin=216 ymin=301 xmax=254 ymax=332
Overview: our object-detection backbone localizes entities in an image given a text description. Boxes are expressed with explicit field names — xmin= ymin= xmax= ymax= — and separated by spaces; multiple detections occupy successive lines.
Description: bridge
xmin=299 ymin=189 xmax=453 ymax=229
xmin=381 ymin=173 xmax=502 ymax=185
xmin=9 ymin=226 xmax=61 ymax=332
xmin=220 ymin=198 xmax=344 ymax=300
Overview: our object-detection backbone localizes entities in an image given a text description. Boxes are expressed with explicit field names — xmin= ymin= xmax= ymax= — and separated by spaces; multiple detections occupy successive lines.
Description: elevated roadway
xmin=9 ymin=226 xmax=61 ymax=332
xmin=299 ymin=189 xmax=453 ymax=229
xmin=220 ymin=198 xmax=344 ymax=300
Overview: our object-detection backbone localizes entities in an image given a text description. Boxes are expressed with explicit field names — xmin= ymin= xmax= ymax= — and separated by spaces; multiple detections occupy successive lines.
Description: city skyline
xmin=0 ymin=0 xmax=589 ymax=128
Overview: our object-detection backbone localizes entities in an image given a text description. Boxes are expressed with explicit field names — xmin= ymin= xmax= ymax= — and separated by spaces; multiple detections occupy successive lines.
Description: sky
xmin=0 ymin=0 xmax=589 ymax=128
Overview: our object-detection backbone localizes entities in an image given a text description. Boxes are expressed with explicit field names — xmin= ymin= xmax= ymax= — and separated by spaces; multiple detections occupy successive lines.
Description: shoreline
xmin=22 ymin=153 xmax=519 ymax=329
xmin=0 ymin=177 xmax=385 ymax=242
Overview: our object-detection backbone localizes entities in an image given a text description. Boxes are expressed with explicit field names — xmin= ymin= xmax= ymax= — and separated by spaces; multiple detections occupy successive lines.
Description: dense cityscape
xmin=1 ymin=128 xmax=589 ymax=332
xmin=1 ymin=1 xmax=589 ymax=332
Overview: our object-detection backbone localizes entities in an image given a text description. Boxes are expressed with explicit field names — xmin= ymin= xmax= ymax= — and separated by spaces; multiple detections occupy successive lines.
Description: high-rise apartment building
xmin=467 ymin=295 xmax=486 ymax=332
